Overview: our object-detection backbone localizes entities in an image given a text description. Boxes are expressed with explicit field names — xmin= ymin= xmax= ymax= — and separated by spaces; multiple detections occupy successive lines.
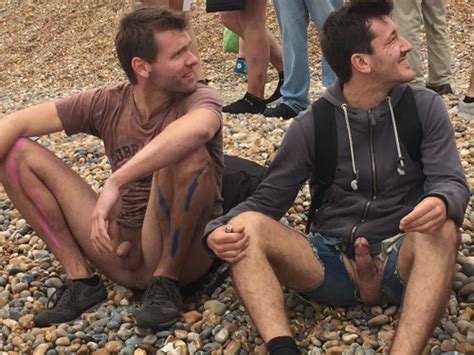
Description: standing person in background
xmin=458 ymin=64 xmax=474 ymax=118
xmin=220 ymin=1 xmax=284 ymax=114
xmin=392 ymin=0 xmax=453 ymax=95
xmin=264 ymin=0 xmax=342 ymax=120
xmin=130 ymin=0 xmax=207 ymax=82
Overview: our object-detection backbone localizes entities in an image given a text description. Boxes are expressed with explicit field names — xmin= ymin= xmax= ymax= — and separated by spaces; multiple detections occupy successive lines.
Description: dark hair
xmin=321 ymin=0 xmax=393 ymax=83
xmin=115 ymin=6 xmax=188 ymax=84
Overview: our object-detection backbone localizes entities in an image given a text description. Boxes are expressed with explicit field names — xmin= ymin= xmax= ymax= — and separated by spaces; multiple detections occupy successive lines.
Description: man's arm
xmin=203 ymin=114 xmax=315 ymax=262
xmin=0 ymin=102 xmax=64 ymax=160
xmin=90 ymin=107 xmax=221 ymax=253
xmin=400 ymin=90 xmax=469 ymax=232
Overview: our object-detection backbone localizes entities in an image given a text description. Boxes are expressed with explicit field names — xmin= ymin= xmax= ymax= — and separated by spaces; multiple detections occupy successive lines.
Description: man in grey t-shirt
xmin=0 ymin=7 xmax=223 ymax=330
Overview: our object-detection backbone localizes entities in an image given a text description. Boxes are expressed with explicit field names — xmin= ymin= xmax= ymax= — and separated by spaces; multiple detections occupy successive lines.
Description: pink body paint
xmin=28 ymin=190 xmax=61 ymax=248
xmin=6 ymin=137 xmax=27 ymax=186
xmin=6 ymin=138 xmax=61 ymax=248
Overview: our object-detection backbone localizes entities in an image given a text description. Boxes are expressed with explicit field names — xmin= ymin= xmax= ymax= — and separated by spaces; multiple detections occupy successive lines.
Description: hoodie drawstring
xmin=341 ymin=104 xmax=359 ymax=191
xmin=386 ymin=96 xmax=406 ymax=176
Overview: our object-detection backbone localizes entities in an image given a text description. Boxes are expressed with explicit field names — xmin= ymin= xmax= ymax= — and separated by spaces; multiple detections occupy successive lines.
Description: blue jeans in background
xmin=273 ymin=0 xmax=342 ymax=112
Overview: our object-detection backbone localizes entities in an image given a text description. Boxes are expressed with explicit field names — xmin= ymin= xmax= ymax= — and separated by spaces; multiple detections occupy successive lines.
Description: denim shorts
xmin=298 ymin=233 xmax=406 ymax=306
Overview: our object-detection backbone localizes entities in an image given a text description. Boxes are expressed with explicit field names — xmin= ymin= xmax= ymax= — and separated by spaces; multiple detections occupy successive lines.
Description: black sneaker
xmin=33 ymin=278 xmax=107 ymax=327
xmin=265 ymin=72 xmax=284 ymax=105
xmin=223 ymin=92 xmax=266 ymax=114
xmin=134 ymin=276 xmax=183 ymax=329
xmin=263 ymin=103 xmax=298 ymax=120
xmin=427 ymin=83 xmax=453 ymax=95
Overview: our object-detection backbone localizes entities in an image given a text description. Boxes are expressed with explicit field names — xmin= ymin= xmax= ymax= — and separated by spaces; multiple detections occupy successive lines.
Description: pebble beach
xmin=0 ymin=0 xmax=473 ymax=354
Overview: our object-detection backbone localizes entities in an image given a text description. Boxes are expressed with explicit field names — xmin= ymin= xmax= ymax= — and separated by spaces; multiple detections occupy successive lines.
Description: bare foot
xmin=354 ymin=237 xmax=383 ymax=305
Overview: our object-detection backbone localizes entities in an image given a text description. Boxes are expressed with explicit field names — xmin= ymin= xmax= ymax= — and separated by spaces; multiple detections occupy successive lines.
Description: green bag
xmin=223 ymin=28 xmax=239 ymax=53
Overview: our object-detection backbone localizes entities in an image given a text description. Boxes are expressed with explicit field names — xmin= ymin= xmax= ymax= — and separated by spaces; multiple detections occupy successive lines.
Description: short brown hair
xmin=115 ymin=6 xmax=188 ymax=84
xmin=321 ymin=0 xmax=393 ymax=83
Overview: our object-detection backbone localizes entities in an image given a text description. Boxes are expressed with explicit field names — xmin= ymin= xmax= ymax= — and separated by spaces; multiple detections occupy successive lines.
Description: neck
xmin=132 ymin=84 xmax=172 ymax=123
xmin=342 ymin=77 xmax=391 ymax=111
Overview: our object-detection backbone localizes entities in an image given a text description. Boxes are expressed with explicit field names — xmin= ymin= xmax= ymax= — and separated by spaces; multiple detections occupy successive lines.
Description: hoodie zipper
xmin=349 ymin=111 xmax=378 ymax=242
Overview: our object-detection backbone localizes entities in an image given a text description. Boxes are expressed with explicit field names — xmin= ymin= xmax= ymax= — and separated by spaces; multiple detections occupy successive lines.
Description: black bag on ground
xmin=206 ymin=0 xmax=245 ymax=12
xmin=222 ymin=154 xmax=266 ymax=214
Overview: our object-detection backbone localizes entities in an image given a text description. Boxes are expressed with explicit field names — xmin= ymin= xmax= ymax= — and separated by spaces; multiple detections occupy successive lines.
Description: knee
xmin=409 ymin=219 xmax=460 ymax=254
xmin=229 ymin=211 xmax=269 ymax=248
xmin=167 ymin=147 xmax=213 ymax=184
xmin=220 ymin=12 xmax=239 ymax=32
xmin=0 ymin=137 xmax=31 ymax=182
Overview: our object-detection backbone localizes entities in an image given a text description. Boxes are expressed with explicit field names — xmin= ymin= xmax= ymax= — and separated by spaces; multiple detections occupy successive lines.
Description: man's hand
xmin=90 ymin=179 xmax=122 ymax=254
xmin=207 ymin=224 xmax=249 ymax=263
xmin=399 ymin=196 xmax=447 ymax=234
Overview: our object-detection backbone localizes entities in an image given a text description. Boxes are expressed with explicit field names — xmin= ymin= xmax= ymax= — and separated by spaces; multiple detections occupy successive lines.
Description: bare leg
xmin=391 ymin=220 xmax=459 ymax=354
xmin=228 ymin=212 xmax=323 ymax=342
xmin=141 ymin=146 xmax=215 ymax=285
xmin=221 ymin=7 xmax=282 ymax=98
xmin=0 ymin=138 xmax=149 ymax=287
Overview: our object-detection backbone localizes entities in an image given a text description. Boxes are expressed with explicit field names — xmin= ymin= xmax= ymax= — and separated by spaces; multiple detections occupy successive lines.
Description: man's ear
xmin=351 ymin=53 xmax=372 ymax=75
xmin=131 ymin=57 xmax=151 ymax=80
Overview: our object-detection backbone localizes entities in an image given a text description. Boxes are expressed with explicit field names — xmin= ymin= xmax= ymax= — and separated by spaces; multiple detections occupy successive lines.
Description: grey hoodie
xmin=203 ymin=82 xmax=469 ymax=247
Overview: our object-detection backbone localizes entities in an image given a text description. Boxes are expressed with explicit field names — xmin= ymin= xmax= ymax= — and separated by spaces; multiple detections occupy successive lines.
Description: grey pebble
xmin=462 ymin=257 xmax=474 ymax=276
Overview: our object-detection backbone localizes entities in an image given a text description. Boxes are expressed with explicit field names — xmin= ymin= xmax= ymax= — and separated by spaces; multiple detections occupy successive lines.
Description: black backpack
xmin=221 ymin=154 xmax=266 ymax=214
xmin=306 ymin=86 xmax=422 ymax=232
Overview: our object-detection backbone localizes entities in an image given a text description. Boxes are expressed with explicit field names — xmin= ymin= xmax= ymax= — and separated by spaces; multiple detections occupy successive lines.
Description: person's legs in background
xmin=392 ymin=0 xmax=425 ymax=86
xmin=421 ymin=0 xmax=453 ymax=94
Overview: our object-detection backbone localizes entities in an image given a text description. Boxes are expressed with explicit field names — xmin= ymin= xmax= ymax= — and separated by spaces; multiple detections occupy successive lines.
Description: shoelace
xmin=46 ymin=282 xmax=76 ymax=309
xmin=142 ymin=278 xmax=180 ymax=307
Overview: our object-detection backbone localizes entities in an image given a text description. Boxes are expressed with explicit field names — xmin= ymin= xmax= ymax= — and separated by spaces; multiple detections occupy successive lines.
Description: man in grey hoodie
xmin=203 ymin=1 xmax=469 ymax=354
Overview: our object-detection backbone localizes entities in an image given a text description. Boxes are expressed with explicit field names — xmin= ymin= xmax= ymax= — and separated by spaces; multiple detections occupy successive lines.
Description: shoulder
xmin=186 ymin=84 xmax=223 ymax=105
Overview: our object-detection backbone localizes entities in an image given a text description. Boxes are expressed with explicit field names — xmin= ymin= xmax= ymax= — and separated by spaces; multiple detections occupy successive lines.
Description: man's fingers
xmin=213 ymin=233 xmax=250 ymax=253
xmin=219 ymin=250 xmax=247 ymax=263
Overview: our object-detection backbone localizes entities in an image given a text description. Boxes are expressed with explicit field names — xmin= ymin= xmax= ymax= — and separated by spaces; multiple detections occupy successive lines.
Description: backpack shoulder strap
xmin=305 ymin=97 xmax=338 ymax=233
xmin=393 ymin=86 xmax=422 ymax=162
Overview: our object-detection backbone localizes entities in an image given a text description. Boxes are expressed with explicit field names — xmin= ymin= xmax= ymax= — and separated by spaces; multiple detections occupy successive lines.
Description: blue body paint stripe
xmin=157 ymin=188 xmax=171 ymax=236
xmin=171 ymin=229 xmax=180 ymax=257
xmin=184 ymin=167 xmax=206 ymax=212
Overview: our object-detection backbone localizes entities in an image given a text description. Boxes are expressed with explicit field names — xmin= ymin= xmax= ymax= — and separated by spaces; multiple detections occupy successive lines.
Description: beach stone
xmin=142 ymin=334 xmax=157 ymax=345
xmin=105 ymin=341 xmax=123 ymax=353
xmin=467 ymin=327 xmax=474 ymax=345
xmin=326 ymin=346 xmax=346 ymax=355
xmin=459 ymin=282 xmax=474 ymax=296
xmin=440 ymin=339 xmax=456 ymax=352
xmin=33 ymin=343 xmax=50 ymax=355
xmin=215 ymin=327 xmax=230 ymax=343
xmin=224 ymin=339 xmax=241 ymax=355
xmin=183 ymin=310 xmax=202 ymax=324
xmin=462 ymin=257 xmax=474 ymax=276
xmin=342 ymin=333 xmax=358 ymax=344
xmin=18 ymin=314 xmax=34 ymax=329
xmin=368 ymin=315 xmax=390 ymax=327
xmin=456 ymin=342 xmax=474 ymax=353
xmin=204 ymin=300 xmax=227 ymax=315
xmin=44 ymin=277 xmax=63 ymax=289
xmin=11 ymin=282 xmax=28 ymax=294
xmin=55 ymin=336 xmax=70 ymax=346
xmin=0 ymin=289 xmax=10 ymax=308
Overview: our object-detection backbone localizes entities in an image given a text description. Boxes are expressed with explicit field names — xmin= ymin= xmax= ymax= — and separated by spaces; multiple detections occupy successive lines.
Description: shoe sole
xmin=35 ymin=295 xmax=107 ymax=327
xmin=136 ymin=316 xmax=179 ymax=330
